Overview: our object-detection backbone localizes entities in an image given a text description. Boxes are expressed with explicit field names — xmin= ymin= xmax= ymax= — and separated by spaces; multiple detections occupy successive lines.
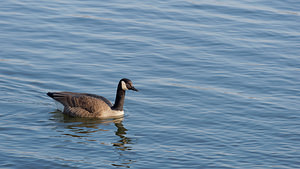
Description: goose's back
xmin=47 ymin=92 xmax=113 ymax=117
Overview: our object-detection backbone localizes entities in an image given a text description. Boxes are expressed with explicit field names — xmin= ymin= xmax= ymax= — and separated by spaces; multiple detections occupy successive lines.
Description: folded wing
xmin=47 ymin=92 xmax=112 ymax=117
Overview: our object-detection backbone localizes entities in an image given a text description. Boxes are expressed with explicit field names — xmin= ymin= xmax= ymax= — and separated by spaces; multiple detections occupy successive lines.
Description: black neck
xmin=112 ymin=83 xmax=126 ymax=111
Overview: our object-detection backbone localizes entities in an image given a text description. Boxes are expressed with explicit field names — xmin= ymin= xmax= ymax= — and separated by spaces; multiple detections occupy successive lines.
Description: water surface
xmin=0 ymin=0 xmax=299 ymax=168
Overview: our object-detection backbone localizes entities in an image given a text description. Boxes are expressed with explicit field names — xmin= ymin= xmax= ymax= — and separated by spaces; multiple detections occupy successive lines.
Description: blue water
xmin=1 ymin=0 xmax=300 ymax=168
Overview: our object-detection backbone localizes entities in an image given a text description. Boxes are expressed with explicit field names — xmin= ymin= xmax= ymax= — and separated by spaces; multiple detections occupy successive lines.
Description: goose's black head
xmin=120 ymin=78 xmax=138 ymax=92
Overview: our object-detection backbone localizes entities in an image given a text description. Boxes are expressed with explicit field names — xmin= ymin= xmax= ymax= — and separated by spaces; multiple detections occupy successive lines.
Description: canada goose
xmin=47 ymin=78 xmax=138 ymax=118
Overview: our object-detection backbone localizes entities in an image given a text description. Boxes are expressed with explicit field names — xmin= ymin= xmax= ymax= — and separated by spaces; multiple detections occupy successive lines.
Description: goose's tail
xmin=47 ymin=92 xmax=55 ymax=98
xmin=46 ymin=92 xmax=66 ymax=103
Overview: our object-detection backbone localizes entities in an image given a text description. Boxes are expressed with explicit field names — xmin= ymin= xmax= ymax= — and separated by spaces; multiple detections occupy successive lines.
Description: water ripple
xmin=0 ymin=0 xmax=300 ymax=168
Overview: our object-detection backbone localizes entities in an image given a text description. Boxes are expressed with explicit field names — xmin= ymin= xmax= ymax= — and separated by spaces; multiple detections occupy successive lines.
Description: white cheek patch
xmin=121 ymin=81 xmax=128 ymax=90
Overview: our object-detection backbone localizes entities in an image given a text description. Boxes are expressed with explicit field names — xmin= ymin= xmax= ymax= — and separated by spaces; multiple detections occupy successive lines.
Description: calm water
xmin=0 ymin=0 xmax=299 ymax=168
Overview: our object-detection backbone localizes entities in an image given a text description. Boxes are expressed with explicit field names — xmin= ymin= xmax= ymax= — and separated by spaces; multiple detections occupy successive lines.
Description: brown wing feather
xmin=64 ymin=106 xmax=96 ymax=118
xmin=47 ymin=92 xmax=112 ymax=115
xmin=64 ymin=106 xmax=88 ymax=117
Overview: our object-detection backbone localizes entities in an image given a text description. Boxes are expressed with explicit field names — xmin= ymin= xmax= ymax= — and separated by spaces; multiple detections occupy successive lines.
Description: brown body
xmin=47 ymin=78 xmax=138 ymax=118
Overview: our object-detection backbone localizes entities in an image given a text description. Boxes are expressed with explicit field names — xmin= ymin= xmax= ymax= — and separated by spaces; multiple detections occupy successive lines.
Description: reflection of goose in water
xmin=50 ymin=111 xmax=136 ymax=167
xmin=49 ymin=111 xmax=132 ymax=151
xmin=113 ymin=122 xmax=132 ymax=151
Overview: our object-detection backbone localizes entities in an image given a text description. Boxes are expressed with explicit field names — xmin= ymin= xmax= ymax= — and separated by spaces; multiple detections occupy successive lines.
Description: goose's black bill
xmin=131 ymin=86 xmax=139 ymax=92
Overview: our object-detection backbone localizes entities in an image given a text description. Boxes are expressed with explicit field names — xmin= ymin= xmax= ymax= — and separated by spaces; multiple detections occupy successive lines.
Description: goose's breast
xmin=97 ymin=110 xmax=124 ymax=119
